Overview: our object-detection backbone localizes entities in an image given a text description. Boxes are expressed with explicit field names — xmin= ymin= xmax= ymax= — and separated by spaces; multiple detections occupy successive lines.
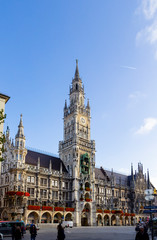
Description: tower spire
xmin=147 ymin=168 xmax=150 ymax=188
xmin=15 ymin=114 xmax=25 ymax=139
xmin=74 ymin=59 xmax=79 ymax=78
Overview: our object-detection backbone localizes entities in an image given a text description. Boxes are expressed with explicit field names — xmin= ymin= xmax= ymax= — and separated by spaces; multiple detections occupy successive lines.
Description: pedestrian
xmin=30 ymin=224 xmax=37 ymax=240
xmin=21 ymin=225 xmax=24 ymax=238
xmin=12 ymin=224 xmax=16 ymax=240
xmin=14 ymin=226 xmax=22 ymax=240
xmin=135 ymin=225 xmax=149 ymax=240
xmin=57 ymin=223 xmax=65 ymax=240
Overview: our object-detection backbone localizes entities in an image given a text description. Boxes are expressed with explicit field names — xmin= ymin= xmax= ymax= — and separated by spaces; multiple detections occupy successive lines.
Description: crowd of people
xmin=11 ymin=220 xmax=65 ymax=240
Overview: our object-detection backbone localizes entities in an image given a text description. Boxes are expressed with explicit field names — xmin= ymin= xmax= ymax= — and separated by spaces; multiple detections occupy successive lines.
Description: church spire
xmin=74 ymin=59 xmax=79 ymax=79
xmin=15 ymin=114 xmax=25 ymax=139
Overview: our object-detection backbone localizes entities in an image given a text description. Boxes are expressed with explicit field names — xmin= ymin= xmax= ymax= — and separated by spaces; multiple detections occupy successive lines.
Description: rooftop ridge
xmin=95 ymin=165 xmax=129 ymax=176
xmin=26 ymin=146 xmax=59 ymax=158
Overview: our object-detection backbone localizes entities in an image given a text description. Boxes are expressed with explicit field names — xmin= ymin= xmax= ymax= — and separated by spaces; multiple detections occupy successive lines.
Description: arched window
xmin=18 ymin=173 xmax=21 ymax=180
xmin=76 ymin=84 xmax=78 ymax=90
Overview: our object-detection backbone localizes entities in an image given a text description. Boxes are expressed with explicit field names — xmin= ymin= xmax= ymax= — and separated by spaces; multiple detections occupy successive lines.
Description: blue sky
xmin=1 ymin=0 xmax=157 ymax=188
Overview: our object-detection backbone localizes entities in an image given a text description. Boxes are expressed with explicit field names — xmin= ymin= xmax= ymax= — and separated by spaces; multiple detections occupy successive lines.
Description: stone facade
xmin=0 ymin=62 xmax=156 ymax=226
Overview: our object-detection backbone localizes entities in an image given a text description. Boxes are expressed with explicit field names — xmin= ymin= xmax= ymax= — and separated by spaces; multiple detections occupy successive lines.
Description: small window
xmin=27 ymin=176 xmax=31 ymax=182
xmin=31 ymin=177 xmax=35 ymax=183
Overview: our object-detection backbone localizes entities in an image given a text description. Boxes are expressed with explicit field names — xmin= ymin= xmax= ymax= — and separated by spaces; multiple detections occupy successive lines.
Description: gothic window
xmin=20 ymin=154 xmax=22 ymax=160
xmin=62 ymin=182 xmax=65 ymax=188
xmin=16 ymin=154 xmax=18 ymax=160
xmin=17 ymin=141 xmax=19 ymax=147
xmin=76 ymin=84 xmax=78 ymax=90
xmin=20 ymin=141 xmax=23 ymax=147
xmin=18 ymin=173 xmax=21 ymax=181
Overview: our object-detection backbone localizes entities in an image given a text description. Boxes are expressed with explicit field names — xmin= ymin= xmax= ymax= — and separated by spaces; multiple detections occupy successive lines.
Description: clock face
xmin=80 ymin=117 xmax=86 ymax=124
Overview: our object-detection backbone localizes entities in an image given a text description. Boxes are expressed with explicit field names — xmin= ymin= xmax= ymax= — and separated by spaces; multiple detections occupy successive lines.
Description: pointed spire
xmin=87 ymin=99 xmax=90 ymax=109
xmin=131 ymin=163 xmax=134 ymax=180
xmin=147 ymin=168 xmax=150 ymax=188
xmin=64 ymin=100 xmax=67 ymax=109
xmin=74 ymin=59 xmax=79 ymax=78
xmin=6 ymin=126 xmax=10 ymax=139
xmin=19 ymin=114 xmax=23 ymax=128
xmin=15 ymin=114 xmax=25 ymax=139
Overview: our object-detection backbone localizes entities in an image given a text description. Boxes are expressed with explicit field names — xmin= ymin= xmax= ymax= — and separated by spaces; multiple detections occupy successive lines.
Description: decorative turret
xmin=131 ymin=163 xmax=134 ymax=180
xmin=14 ymin=114 xmax=27 ymax=163
xmin=74 ymin=59 xmax=80 ymax=79
xmin=147 ymin=169 xmax=150 ymax=188
xmin=6 ymin=126 xmax=10 ymax=138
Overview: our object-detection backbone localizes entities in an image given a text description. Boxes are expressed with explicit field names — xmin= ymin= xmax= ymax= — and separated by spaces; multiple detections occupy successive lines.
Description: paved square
xmin=4 ymin=226 xmax=137 ymax=240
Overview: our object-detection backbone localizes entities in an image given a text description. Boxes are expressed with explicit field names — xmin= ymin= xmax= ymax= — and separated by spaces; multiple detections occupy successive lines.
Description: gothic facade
xmin=0 ymin=61 xmax=155 ymax=226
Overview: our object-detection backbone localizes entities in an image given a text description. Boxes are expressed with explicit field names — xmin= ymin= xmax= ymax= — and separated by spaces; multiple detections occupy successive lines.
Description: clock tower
xmin=59 ymin=60 xmax=96 ymax=226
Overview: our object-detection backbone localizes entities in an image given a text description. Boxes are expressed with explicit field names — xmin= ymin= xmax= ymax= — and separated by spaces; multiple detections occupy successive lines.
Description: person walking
xmin=57 ymin=223 xmax=65 ymax=240
xmin=12 ymin=224 xmax=16 ymax=240
xmin=14 ymin=226 xmax=22 ymax=240
xmin=30 ymin=224 xmax=37 ymax=240
xmin=135 ymin=225 xmax=149 ymax=240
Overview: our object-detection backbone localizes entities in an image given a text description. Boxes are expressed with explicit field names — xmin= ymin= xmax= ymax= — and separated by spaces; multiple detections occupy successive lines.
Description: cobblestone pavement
xmin=4 ymin=226 xmax=137 ymax=240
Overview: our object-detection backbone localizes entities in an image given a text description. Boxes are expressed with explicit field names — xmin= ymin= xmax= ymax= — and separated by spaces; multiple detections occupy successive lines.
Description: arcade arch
xmin=65 ymin=213 xmax=72 ymax=221
xmin=27 ymin=211 xmax=39 ymax=224
xmin=111 ymin=215 xmax=116 ymax=226
xmin=41 ymin=212 xmax=52 ymax=223
xmin=104 ymin=215 xmax=109 ymax=226
xmin=53 ymin=212 xmax=62 ymax=224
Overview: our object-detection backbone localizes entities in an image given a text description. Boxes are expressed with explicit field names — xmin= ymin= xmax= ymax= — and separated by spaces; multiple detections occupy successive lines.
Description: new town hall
xmin=0 ymin=61 xmax=155 ymax=226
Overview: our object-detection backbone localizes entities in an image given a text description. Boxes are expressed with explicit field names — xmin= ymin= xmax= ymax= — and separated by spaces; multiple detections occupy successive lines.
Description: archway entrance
xmin=2 ymin=211 xmax=8 ymax=220
xmin=41 ymin=212 xmax=52 ymax=223
xmin=81 ymin=213 xmax=88 ymax=226
xmin=97 ymin=214 xmax=102 ymax=226
xmin=111 ymin=215 xmax=116 ymax=226
xmin=28 ymin=212 xmax=39 ymax=224
xmin=125 ymin=216 xmax=129 ymax=226
xmin=65 ymin=213 xmax=72 ymax=221
xmin=104 ymin=215 xmax=109 ymax=226
xmin=81 ymin=203 xmax=90 ymax=226
xmin=53 ymin=213 xmax=62 ymax=223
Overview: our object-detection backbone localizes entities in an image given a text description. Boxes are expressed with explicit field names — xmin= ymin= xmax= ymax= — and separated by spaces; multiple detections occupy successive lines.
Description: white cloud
xmin=120 ymin=65 xmax=136 ymax=70
xmin=136 ymin=20 xmax=157 ymax=44
xmin=142 ymin=0 xmax=157 ymax=19
xmin=135 ymin=117 xmax=157 ymax=134
xmin=129 ymin=91 xmax=146 ymax=99
xmin=136 ymin=0 xmax=157 ymax=59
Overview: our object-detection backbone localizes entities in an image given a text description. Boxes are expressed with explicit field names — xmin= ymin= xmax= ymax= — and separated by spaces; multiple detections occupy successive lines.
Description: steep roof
xmin=95 ymin=167 xmax=128 ymax=187
xmin=105 ymin=169 xmax=128 ymax=186
xmin=95 ymin=167 xmax=110 ymax=181
xmin=25 ymin=149 xmax=67 ymax=172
